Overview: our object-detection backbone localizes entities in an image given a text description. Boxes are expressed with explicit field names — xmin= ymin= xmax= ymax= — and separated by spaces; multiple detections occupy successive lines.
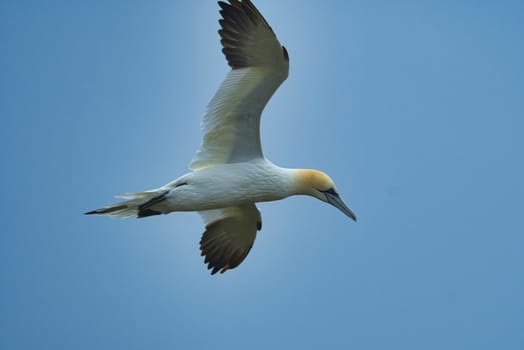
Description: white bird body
xmin=87 ymin=0 xmax=356 ymax=274
xmin=155 ymin=161 xmax=296 ymax=212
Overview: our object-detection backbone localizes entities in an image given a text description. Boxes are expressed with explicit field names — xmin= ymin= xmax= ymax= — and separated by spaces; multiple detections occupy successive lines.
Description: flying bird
xmin=86 ymin=0 xmax=357 ymax=274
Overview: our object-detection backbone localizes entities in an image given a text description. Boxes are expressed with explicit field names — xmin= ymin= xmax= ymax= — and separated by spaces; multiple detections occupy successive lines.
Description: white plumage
xmin=87 ymin=0 xmax=356 ymax=275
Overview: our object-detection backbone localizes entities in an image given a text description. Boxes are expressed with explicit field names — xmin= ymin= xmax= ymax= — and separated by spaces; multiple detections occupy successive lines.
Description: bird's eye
xmin=321 ymin=188 xmax=338 ymax=196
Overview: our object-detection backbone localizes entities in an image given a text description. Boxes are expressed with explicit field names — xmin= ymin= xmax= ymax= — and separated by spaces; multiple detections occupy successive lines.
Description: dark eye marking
xmin=320 ymin=188 xmax=338 ymax=196
xmin=175 ymin=182 xmax=187 ymax=188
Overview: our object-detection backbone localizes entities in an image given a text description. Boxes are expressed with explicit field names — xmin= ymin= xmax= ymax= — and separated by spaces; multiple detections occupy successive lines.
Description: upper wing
xmin=199 ymin=204 xmax=262 ymax=275
xmin=189 ymin=0 xmax=289 ymax=170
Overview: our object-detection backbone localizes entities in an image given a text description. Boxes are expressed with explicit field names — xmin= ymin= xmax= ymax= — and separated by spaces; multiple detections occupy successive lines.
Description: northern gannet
xmin=86 ymin=0 xmax=357 ymax=274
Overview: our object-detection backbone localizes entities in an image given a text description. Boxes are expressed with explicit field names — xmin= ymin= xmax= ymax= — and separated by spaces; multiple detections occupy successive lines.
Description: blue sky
xmin=1 ymin=0 xmax=523 ymax=349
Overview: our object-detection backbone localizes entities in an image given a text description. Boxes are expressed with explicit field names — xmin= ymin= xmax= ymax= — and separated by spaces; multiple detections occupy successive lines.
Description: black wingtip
xmin=84 ymin=205 xmax=128 ymax=216
xmin=217 ymin=0 xmax=276 ymax=70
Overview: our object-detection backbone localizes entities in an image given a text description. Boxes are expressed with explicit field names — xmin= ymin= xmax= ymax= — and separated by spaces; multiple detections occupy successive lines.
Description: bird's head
xmin=295 ymin=169 xmax=357 ymax=221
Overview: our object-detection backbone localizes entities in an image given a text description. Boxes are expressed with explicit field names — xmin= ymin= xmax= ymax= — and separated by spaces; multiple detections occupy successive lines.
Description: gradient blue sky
xmin=1 ymin=1 xmax=523 ymax=349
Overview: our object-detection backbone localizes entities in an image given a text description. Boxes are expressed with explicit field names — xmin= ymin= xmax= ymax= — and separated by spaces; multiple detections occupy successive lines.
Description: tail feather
xmin=115 ymin=192 xmax=157 ymax=199
xmin=85 ymin=190 xmax=168 ymax=218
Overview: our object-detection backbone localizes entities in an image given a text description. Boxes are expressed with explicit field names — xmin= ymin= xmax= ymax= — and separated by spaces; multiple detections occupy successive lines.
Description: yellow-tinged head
xmin=294 ymin=169 xmax=357 ymax=221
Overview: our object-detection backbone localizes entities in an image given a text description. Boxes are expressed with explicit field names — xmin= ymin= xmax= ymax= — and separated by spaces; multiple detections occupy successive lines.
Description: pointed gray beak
xmin=325 ymin=192 xmax=357 ymax=221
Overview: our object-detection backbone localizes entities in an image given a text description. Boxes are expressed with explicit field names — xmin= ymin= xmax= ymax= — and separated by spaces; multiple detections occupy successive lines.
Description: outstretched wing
xmin=199 ymin=204 xmax=262 ymax=274
xmin=189 ymin=0 xmax=289 ymax=170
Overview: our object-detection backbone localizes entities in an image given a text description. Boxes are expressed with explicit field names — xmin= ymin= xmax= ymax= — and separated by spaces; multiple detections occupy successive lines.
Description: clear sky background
xmin=1 ymin=0 xmax=523 ymax=349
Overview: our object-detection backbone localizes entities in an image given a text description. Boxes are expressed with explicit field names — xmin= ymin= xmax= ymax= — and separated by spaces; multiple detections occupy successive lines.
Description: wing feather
xmin=189 ymin=0 xmax=289 ymax=170
xmin=199 ymin=204 xmax=262 ymax=274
